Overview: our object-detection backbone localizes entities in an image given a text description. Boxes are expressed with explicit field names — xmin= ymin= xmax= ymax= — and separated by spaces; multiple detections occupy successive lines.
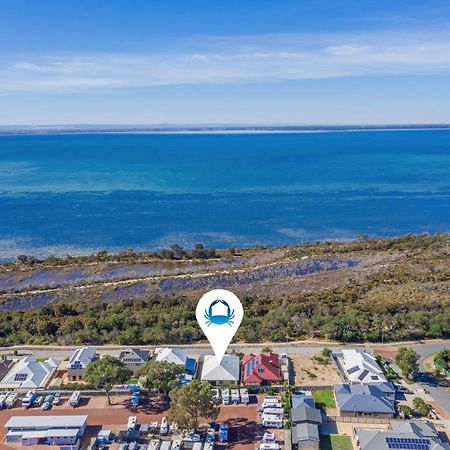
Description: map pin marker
xmin=196 ymin=289 xmax=244 ymax=364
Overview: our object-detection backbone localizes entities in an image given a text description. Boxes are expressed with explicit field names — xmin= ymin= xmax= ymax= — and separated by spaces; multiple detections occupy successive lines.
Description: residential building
xmin=243 ymin=352 xmax=281 ymax=385
xmin=334 ymin=384 xmax=395 ymax=418
xmin=201 ymin=355 xmax=240 ymax=385
xmin=4 ymin=415 xmax=87 ymax=447
xmin=341 ymin=349 xmax=387 ymax=384
xmin=291 ymin=393 xmax=322 ymax=450
xmin=67 ymin=347 xmax=97 ymax=381
xmin=119 ymin=348 xmax=150 ymax=375
xmin=355 ymin=420 xmax=450 ymax=450
xmin=154 ymin=347 xmax=187 ymax=366
xmin=0 ymin=356 xmax=59 ymax=390
xmin=0 ymin=358 xmax=14 ymax=382
xmin=154 ymin=347 xmax=197 ymax=383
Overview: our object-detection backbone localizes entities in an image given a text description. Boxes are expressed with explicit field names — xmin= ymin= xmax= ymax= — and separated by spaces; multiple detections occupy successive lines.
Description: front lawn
xmin=320 ymin=435 xmax=353 ymax=450
xmin=313 ymin=390 xmax=336 ymax=408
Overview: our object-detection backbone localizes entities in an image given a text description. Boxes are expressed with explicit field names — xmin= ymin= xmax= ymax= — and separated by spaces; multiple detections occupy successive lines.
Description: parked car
xmin=34 ymin=396 xmax=44 ymax=407
xmin=52 ymin=392 xmax=61 ymax=405
xmin=42 ymin=401 xmax=52 ymax=410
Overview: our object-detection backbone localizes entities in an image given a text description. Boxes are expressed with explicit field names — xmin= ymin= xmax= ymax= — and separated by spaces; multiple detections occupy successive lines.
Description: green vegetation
xmin=313 ymin=390 xmax=336 ymax=409
xmin=401 ymin=405 xmax=412 ymax=419
xmin=168 ymin=380 xmax=220 ymax=431
xmin=7 ymin=242 xmax=220 ymax=270
xmin=412 ymin=397 xmax=431 ymax=417
xmin=376 ymin=355 xmax=399 ymax=381
xmin=0 ymin=234 xmax=449 ymax=346
xmin=395 ymin=347 xmax=419 ymax=381
xmin=84 ymin=356 xmax=132 ymax=404
xmin=319 ymin=435 xmax=353 ymax=450
xmin=434 ymin=349 xmax=450 ymax=376
xmin=322 ymin=348 xmax=332 ymax=358
xmin=138 ymin=361 xmax=184 ymax=396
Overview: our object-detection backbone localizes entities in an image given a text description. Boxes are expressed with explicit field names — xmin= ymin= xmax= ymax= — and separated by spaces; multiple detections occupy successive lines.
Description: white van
xmin=160 ymin=417 xmax=169 ymax=435
xmin=127 ymin=416 xmax=137 ymax=432
xmin=69 ymin=390 xmax=81 ymax=407
xmin=221 ymin=389 xmax=230 ymax=405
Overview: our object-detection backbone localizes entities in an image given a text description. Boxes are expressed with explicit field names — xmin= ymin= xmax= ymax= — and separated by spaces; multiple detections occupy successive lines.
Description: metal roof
xmin=5 ymin=415 xmax=88 ymax=429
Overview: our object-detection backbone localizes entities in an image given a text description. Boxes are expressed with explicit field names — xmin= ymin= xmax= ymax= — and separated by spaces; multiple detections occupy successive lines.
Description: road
xmin=2 ymin=338 xmax=450 ymax=415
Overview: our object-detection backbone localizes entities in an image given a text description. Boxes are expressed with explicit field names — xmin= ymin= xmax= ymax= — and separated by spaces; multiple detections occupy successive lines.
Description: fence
xmin=323 ymin=415 xmax=391 ymax=425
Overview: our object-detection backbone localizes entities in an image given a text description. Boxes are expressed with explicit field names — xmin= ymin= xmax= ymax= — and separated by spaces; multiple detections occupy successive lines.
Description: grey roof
xmin=390 ymin=420 xmax=439 ymax=438
xmin=68 ymin=347 xmax=96 ymax=369
xmin=119 ymin=348 xmax=150 ymax=363
xmin=356 ymin=423 xmax=449 ymax=450
xmin=5 ymin=415 xmax=88 ymax=429
xmin=292 ymin=423 xmax=319 ymax=443
xmin=335 ymin=384 xmax=395 ymax=414
xmin=372 ymin=382 xmax=396 ymax=395
xmin=0 ymin=359 xmax=14 ymax=381
xmin=291 ymin=403 xmax=322 ymax=424
xmin=292 ymin=394 xmax=315 ymax=409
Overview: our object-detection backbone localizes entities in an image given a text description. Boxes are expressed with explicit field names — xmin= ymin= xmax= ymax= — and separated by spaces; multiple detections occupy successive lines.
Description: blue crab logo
xmin=204 ymin=299 xmax=235 ymax=327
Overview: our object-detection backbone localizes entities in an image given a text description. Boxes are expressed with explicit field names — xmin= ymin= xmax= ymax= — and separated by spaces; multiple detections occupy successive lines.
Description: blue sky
xmin=1 ymin=0 xmax=450 ymax=125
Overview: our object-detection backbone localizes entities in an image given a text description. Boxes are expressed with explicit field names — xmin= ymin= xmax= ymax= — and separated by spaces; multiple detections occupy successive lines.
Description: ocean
xmin=0 ymin=130 xmax=449 ymax=260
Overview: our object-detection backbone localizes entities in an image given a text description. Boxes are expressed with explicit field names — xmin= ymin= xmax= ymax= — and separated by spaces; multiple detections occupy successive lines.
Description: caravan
xmin=221 ymin=389 xmax=230 ymax=405
xmin=69 ymin=390 xmax=81 ymax=407
xmin=239 ymin=389 xmax=249 ymax=404
xmin=5 ymin=393 xmax=18 ymax=408
xmin=261 ymin=414 xmax=283 ymax=429
xmin=0 ymin=392 xmax=10 ymax=409
xmin=231 ymin=389 xmax=240 ymax=404
xmin=127 ymin=416 xmax=137 ymax=432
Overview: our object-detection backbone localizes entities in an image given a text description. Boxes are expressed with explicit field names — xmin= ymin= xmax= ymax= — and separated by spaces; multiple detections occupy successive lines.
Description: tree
xmin=84 ymin=356 xmax=131 ymax=404
xmin=395 ymin=347 xmax=419 ymax=380
xmin=168 ymin=380 xmax=220 ymax=431
xmin=413 ymin=397 xmax=430 ymax=417
xmin=138 ymin=361 xmax=184 ymax=396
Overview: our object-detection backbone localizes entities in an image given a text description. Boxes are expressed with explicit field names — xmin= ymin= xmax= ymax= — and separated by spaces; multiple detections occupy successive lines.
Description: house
xmin=154 ymin=347 xmax=187 ymax=366
xmin=355 ymin=420 xmax=449 ymax=450
xmin=4 ymin=415 xmax=87 ymax=448
xmin=154 ymin=347 xmax=197 ymax=383
xmin=371 ymin=381 xmax=396 ymax=401
xmin=119 ymin=348 xmax=150 ymax=375
xmin=243 ymin=353 xmax=281 ymax=385
xmin=201 ymin=355 xmax=240 ymax=385
xmin=67 ymin=347 xmax=97 ymax=381
xmin=0 ymin=358 xmax=14 ymax=382
xmin=0 ymin=356 xmax=59 ymax=390
xmin=341 ymin=349 xmax=387 ymax=384
xmin=291 ymin=394 xmax=322 ymax=450
xmin=334 ymin=384 xmax=395 ymax=418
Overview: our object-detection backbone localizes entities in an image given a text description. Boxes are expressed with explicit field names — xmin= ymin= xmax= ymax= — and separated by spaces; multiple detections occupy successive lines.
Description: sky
xmin=1 ymin=0 xmax=450 ymax=125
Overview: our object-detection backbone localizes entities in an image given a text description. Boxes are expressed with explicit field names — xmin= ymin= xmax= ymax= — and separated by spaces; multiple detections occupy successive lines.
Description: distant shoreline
xmin=1 ymin=124 xmax=450 ymax=136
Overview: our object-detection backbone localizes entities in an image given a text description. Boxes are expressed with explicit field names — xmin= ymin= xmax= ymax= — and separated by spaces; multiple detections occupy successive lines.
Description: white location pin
xmin=196 ymin=289 xmax=244 ymax=364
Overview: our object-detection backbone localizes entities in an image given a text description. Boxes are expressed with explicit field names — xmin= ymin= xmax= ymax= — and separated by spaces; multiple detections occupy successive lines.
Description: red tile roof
xmin=242 ymin=352 xmax=281 ymax=385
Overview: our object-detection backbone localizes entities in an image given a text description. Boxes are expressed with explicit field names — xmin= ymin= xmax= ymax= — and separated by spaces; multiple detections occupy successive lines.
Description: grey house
xmin=119 ymin=349 xmax=150 ymax=375
xmin=355 ymin=420 xmax=450 ymax=450
xmin=291 ymin=394 xmax=322 ymax=450
xmin=67 ymin=347 xmax=97 ymax=381
xmin=334 ymin=384 xmax=395 ymax=418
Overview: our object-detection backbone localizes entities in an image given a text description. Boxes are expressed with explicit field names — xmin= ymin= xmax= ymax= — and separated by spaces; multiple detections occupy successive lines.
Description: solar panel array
xmin=245 ymin=357 xmax=260 ymax=376
xmin=385 ymin=437 xmax=431 ymax=449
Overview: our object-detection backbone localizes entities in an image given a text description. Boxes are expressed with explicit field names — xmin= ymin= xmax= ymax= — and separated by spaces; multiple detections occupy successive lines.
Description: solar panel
xmin=14 ymin=373 xmax=27 ymax=381
xmin=385 ymin=437 xmax=431 ymax=449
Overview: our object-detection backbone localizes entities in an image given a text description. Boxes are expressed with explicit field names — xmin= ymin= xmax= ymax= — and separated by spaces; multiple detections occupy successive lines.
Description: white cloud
xmin=2 ymin=29 xmax=450 ymax=93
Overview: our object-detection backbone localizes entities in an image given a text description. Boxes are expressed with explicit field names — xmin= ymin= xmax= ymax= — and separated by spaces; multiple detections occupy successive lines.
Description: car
xmin=52 ymin=393 xmax=61 ymax=405
xmin=33 ymin=396 xmax=44 ymax=407
xmin=42 ymin=401 xmax=51 ymax=410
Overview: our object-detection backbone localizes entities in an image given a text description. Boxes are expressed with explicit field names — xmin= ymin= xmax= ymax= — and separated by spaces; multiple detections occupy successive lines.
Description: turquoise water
xmin=0 ymin=130 xmax=449 ymax=260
